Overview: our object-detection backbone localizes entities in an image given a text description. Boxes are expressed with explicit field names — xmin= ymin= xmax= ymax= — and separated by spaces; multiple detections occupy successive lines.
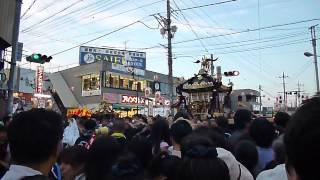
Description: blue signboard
xmin=79 ymin=46 xmax=146 ymax=70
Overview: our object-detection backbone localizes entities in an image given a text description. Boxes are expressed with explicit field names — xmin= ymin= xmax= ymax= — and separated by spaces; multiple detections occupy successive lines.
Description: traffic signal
xmin=224 ymin=71 xmax=240 ymax=76
xmin=26 ymin=54 xmax=52 ymax=64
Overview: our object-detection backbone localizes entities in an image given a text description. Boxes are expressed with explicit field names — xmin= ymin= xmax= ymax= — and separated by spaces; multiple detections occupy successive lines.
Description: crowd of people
xmin=0 ymin=96 xmax=319 ymax=180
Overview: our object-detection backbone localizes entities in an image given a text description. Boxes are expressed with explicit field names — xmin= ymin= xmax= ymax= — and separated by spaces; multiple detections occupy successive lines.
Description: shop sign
xmin=79 ymin=46 xmax=146 ymax=70
xmin=121 ymin=95 xmax=145 ymax=105
xmin=82 ymin=89 xmax=101 ymax=97
xmin=35 ymin=66 xmax=44 ymax=94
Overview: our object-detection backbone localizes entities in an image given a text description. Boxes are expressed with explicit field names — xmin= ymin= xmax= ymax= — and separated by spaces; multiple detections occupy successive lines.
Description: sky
xmin=8 ymin=0 xmax=320 ymax=107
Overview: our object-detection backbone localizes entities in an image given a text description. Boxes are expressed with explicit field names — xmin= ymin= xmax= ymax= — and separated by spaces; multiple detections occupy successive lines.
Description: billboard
xmin=79 ymin=46 xmax=146 ymax=71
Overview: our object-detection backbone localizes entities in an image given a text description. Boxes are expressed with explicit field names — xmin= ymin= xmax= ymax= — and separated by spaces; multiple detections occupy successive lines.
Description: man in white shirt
xmin=2 ymin=109 xmax=64 ymax=180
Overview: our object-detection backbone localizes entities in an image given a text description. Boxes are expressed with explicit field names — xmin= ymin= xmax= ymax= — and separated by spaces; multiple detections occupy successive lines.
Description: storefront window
xmin=82 ymin=74 xmax=101 ymax=96
xmin=104 ymin=72 xmax=145 ymax=91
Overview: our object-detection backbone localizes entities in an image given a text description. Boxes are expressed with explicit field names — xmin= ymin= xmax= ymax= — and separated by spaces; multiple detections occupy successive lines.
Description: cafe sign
xmin=79 ymin=46 xmax=146 ymax=70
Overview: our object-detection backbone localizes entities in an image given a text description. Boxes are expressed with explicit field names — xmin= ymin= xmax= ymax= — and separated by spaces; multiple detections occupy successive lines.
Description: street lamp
xmin=304 ymin=51 xmax=320 ymax=94
xmin=304 ymin=52 xmax=320 ymax=57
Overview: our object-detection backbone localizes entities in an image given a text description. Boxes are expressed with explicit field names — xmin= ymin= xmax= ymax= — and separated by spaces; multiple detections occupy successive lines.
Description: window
xmin=129 ymin=80 xmax=134 ymax=90
xmin=246 ymin=95 xmax=252 ymax=102
xmin=104 ymin=72 xmax=145 ymax=91
xmin=238 ymin=95 xmax=242 ymax=102
xmin=119 ymin=78 xmax=124 ymax=88
xmin=82 ymin=74 xmax=101 ymax=96
xmin=137 ymin=82 xmax=141 ymax=91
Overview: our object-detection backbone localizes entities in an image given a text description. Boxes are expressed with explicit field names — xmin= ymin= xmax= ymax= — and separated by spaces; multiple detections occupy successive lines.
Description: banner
xmin=35 ymin=66 xmax=44 ymax=94
xmin=79 ymin=46 xmax=146 ymax=70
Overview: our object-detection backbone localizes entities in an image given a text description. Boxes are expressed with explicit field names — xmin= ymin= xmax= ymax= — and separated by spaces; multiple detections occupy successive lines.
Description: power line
xmin=21 ymin=0 xmax=84 ymax=33
xmin=173 ymin=38 xmax=315 ymax=60
xmin=171 ymin=0 xmax=209 ymax=52
xmin=23 ymin=0 xmax=132 ymax=36
xmin=20 ymin=0 xmax=38 ymax=19
xmin=194 ymin=35 xmax=309 ymax=52
xmin=171 ymin=0 xmax=237 ymax=12
xmin=182 ymin=0 xmax=269 ymax=75
xmin=50 ymin=20 xmax=141 ymax=56
xmin=173 ymin=18 xmax=320 ymax=44
xmin=79 ymin=0 xmax=162 ymax=27
xmin=217 ymin=38 xmax=317 ymax=55
xmin=20 ymin=0 xmax=118 ymax=37
xmin=172 ymin=0 xmax=307 ymax=88
xmin=30 ymin=0 xmax=112 ymax=29
xmin=172 ymin=31 xmax=306 ymax=49
xmin=22 ymin=0 xmax=66 ymax=21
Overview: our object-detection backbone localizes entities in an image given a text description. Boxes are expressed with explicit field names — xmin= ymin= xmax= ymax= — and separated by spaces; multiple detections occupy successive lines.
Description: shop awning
xmin=112 ymin=104 xmax=145 ymax=110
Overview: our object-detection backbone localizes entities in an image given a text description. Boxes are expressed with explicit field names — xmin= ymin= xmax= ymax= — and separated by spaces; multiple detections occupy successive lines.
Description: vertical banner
xmin=35 ymin=66 xmax=44 ymax=94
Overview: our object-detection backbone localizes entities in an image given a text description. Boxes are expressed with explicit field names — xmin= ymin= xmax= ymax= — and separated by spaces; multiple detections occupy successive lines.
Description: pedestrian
xmin=233 ymin=140 xmax=258 ymax=176
xmin=194 ymin=126 xmax=232 ymax=151
xmin=192 ymin=129 xmax=254 ymax=180
xmin=273 ymin=112 xmax=290 ymax=135
xmin=0 ymin=125 xmax=9 ymax=178
xmin=216 ymin=116 xmax=232 ymax=138
xmin=150 ymin=116 xmax=171 ymax=154
xmin=74 ymin=119 xmax=97 ymax=148
xmin=85 ymin=136 xmax=122 ymax=180
xmin=249 ymin=118 xmax=276 ymax=173
xmin=111 ymin=119 xmax=127 ymax=149
xmin=110 ymin=152 xmax=144 ymax=180
xmin=177 ymin=134 xmax=230 ymax=180
xmin=127 ymin=135 xmax=153 ymax=170
xmin=168 ymin=119 xmax=193 ymax=158
xmin=59 ymin=145 xmax=88 ymax=180
xmin=2 ymin=109 xmax=64 ymax=179
xmin=229 ymin=109 xmax=252 ymax=147
xmin=62 ymin=117 xmax=80 ymax=147
xmin=147 ymin=151 xmax=181 ymax=180
xmin=284 ymin=97 xmax=320 ymax=180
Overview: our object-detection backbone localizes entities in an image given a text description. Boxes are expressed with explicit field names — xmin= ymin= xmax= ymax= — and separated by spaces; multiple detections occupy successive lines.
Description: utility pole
xmin=166 ymin=0 xmax=174 ymax=115
xmin=297 ymin=81 xmax=303 ymax=107
xmin=210 ymin=54 xmax=214 ymax=76
xmin=6 ymin=0 xmax=22 ymax=115
xmin=124 ymin=41 xmax=139 ymax=115
xmin=259 ymin=85 xmax=262 ymax=114
xmin=278 ymin=72 xmax=289 ymax=111
xmin=310 ymin=25 xmax=319 ymax=94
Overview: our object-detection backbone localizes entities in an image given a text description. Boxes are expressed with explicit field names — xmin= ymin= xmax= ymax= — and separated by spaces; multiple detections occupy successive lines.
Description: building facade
xmin=50 ymin=46 xmax=179 ymax=117
xmin=230 ymin=89 xmax=260 ymax=113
